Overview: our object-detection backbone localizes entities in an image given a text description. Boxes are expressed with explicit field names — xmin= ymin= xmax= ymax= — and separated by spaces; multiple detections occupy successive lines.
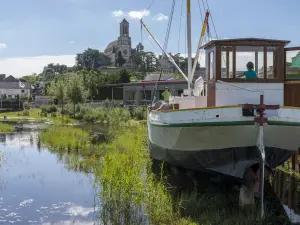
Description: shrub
xmin=23 ymin=101 xmax=30 ymax=110
xmin=23 ymin=110 xmax=29 ymax=116
xmin=133 ymin=107 xmax=147 ymax=120
xmin=51 ymin=112 xmax=57 ymax=117
xmin=41 ymin=104 xmax=58 ymax=114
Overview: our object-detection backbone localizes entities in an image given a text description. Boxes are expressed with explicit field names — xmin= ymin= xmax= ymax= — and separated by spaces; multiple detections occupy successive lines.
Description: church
xmin=104 ymin=19 xmax=132 ymax=66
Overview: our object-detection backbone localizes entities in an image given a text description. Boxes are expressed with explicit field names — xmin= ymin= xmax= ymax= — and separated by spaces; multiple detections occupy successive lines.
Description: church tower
xmin=118 ymin=18 xmax=132 ymax=63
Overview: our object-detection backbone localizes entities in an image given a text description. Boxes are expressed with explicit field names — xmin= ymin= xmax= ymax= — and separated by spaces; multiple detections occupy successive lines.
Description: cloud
xmin=69 ymin=40 xmax=75 ymax=44
xmin=0 ymin=43 xmax=7 ymax=49
xmin=112 ymin=10 xmax=124 ymax=17
xmin=0 ymin=55 xmax=76 ymax=77
xmin=153 ymin=13 xmax=168 ymax=21
xmin=128 ymin=10 xmax=150 ymax=19
xmin=112 ymin=9 xmax=150 ymax=20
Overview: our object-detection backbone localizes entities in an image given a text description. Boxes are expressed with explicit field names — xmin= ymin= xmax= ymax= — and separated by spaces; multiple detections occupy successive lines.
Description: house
xmin=0 ymin=75 xmax=31 ymax=99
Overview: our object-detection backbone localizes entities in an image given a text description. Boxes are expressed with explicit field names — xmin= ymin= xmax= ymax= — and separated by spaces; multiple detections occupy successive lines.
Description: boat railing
xmin=216 ymin=80 xmax=264 ymax=95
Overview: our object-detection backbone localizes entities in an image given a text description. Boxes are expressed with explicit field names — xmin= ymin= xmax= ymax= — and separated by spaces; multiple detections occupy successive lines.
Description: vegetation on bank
xmin=40 ymin=126 xmax=90 ymax=150
xmin=39 ymin=123 xmax=289 ymax=225
xmin=0 ymin=123 xmax=14 ymax=132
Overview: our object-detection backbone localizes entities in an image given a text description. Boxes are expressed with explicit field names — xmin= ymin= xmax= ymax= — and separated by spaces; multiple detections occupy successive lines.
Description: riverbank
xmin=39 ymin=123 xmax=290 ymax=224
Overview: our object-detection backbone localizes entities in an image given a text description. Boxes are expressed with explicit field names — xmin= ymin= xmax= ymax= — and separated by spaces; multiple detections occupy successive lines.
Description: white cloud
xmin=0 ymin=43 xmax=7 ymax=49
xmin=112 ymin=9 xmax=150 ymax=20
xmin=69 ymin=40 xmax=75 ymax=44
xmin=128 ymin=9 xmax=150 ymax=19
xmin=153 ymin=13 xmax=168 ymax=21
xmin=112 ymin=10 xmax=124 ymax=17
xmin=0 ymin=55 xmax=76 ymax=77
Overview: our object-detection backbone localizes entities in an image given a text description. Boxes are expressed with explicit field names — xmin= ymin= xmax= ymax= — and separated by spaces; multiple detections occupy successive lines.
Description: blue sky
xmin=0 ymin=0 xmax=299 ymax=77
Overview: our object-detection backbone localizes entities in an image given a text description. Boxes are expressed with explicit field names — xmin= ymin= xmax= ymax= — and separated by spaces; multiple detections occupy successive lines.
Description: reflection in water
xmin=0 ymin=131 xmax=101 ymax=225
xmin=271 ymin=170 xmax=300 ymax=224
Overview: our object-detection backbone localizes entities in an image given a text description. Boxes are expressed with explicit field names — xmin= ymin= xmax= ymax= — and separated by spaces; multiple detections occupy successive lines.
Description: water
xmin=0 ymin=132 xmax=100 ymax=225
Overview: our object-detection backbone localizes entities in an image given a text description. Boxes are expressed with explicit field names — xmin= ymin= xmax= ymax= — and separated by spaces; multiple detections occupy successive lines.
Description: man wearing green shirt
xmin=161 ymin=87 xmax=171 ymax=102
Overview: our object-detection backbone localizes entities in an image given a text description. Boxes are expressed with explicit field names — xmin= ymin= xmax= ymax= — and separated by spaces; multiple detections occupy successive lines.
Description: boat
xmin=143 ymin=0 xmax=300 ymax=211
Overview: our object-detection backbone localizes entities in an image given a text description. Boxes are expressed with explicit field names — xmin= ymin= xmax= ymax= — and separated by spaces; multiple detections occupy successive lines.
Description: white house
xmin=0 ymin=75 xmax=31 ymax=99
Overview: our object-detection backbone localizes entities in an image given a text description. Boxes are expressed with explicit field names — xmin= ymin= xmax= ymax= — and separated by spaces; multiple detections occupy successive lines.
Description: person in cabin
xmin=161 ymin=87 xmax=171 ymax=102
xmin=237 ymin=61 xmax=257 ymax=78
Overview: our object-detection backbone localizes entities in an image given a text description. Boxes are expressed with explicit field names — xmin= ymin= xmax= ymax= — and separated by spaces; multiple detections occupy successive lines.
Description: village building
xmin=0 ymin=74 xmax=31 ymax=99
xmin=104 ymin=19 xmax=132 ymax=66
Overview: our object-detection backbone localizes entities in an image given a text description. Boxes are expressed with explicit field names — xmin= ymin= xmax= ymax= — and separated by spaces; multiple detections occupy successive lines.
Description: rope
xmin=163 ymin=0 xmax=176 ymax=72
xmin=177 ymin=0 xmax=184 ymax=53
xmin=141 ymin=0 xmax=156 ymax=20
xmin=147 ymin=0 xmax=176 ymax=105
xmin=205 ymin=0 xmax=218 ymax=39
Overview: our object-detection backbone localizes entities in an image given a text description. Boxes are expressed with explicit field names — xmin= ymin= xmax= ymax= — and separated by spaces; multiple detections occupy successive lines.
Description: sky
xmin=0 ymin=0 xmax=300 ymax=77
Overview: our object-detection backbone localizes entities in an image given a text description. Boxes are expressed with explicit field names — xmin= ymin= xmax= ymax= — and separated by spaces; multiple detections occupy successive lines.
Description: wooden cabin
xmin=202 ymin=38 xmax=300 ymax=107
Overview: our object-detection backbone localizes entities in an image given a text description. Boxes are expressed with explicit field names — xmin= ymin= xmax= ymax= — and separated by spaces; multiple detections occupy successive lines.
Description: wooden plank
xmin=255 ymin=51 xmax=258 ymax=73
xmin=232 ymin=46 xmax=236 ymax=79
xmin=285 ymin=46 xmax=300 ymax=51
xmin=226 ymin=50 xmax=229 ymax=78
xmin=264 ymin=46 xmax=267 ymax=79
xmin=215 ymin=46 xmax=221 ymax=81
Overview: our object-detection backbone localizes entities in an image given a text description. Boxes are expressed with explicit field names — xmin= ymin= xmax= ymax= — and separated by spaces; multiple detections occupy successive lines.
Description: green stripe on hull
xmin=150 ymin=120 xmax=256 ymax=127
xmin=268 ymin=121 xmax=300 ymax=126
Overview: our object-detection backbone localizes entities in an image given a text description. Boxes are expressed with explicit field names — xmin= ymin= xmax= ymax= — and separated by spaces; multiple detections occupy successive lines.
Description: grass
xmin=40 ymin=126 xmax=90 ymax=150
xmin=0 ymin=109 xmax=41 ymax=118
xmin=0 ymin=123 xmax=14 ymax=132
xmin=39 ymin=123 xmax=290 ymax=224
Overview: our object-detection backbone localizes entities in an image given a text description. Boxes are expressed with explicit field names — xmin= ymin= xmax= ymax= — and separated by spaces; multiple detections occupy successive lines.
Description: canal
xmin=0 ymin=127 xmax=297 ymax=225
xmin=0 ymin=131 xmax=100 ymax=225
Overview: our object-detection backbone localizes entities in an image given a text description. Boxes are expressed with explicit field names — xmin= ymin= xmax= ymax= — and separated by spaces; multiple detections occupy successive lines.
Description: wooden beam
xmin=226 ymin=50 xmax=229 ymax=78
xmin=215 ymin=46 xmax=221 ymax=81
xmin=264 ymin=47 xmax=267 ymax=79
xmin=255 ymin=51 xmax=258 ymax=73
xmin=285 ymin=47 xmax=300 ymax=51
xmin=233 ymin=46 xmax=236 ymax=79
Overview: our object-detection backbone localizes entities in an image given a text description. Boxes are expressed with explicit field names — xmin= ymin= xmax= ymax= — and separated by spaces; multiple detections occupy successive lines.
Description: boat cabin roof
xmin=203 ymin=38 xmax=290 ymax=50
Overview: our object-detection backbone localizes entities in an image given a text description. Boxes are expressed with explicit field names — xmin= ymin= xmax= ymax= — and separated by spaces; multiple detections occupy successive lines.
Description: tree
xmin=47 ymin=78 xmax=68 ymax=115
xmin=116 ymin=51 xmax=126 ymax=67
xmin=118 ymin=69 xmax=130 ymax=83
xmin=66 ymin=73 xmax=89 ymax=117
xmin=76 ymin=48 xmax=111 ymax=70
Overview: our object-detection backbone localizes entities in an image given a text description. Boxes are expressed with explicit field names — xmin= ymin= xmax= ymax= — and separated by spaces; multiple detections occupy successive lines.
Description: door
xmin=284 ymin=47 xmax=300 ymax=106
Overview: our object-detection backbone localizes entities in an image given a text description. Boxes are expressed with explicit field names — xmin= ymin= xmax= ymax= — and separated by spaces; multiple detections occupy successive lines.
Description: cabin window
xmin=209 ymin=51 xmax=214 ymax=80
xmin=221 ymin=47 xmax=233 ymax=78
xmin=235 ymin=46 xmax=264 ymax=79
xmin=219 ymin=46 xmax=279 ymax=80
xmin=285 ymin=49 xmax=300 ymax=80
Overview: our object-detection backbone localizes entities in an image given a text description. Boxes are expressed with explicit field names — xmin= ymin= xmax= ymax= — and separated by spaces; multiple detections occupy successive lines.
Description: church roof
xmin=121 ymin=18 xmax=128 ymax=24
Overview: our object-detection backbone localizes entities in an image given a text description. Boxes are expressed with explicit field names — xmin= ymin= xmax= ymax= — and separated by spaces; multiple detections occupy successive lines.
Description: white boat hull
xmin=147 ymin=106 xmax=300 ymax=178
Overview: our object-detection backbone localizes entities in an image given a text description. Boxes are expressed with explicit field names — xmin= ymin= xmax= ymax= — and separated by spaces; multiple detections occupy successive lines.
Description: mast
xmin=187 ymin=0 xmax=192 ymax=96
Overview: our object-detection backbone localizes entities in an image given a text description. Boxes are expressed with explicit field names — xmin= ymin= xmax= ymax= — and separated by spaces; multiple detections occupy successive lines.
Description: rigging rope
xmin=177 ymin=0 xmax=184 ymax=53
xmin=148 ymin=0 xmax=176 ymax=104
xmin=141 ymin=0 xmax=156 ymax=20
xmin=205 ymin=0 xmax=218 ymax=39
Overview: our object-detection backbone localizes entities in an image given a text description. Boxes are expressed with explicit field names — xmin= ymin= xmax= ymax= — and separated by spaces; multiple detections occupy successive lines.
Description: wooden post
xmin=255 ymin=51 xmax=258 ymax=73
xmin=264 ymin=47 xmax=267 ymax=79
xmin=232 ymin=46 xmax=236 ymax=79
xmin=226 ymin=50 xmax=229 ymax=78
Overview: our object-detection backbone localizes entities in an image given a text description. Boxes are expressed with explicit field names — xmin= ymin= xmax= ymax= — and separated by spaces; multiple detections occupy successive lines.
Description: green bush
xmin=133 ymin=107 xmax=147 ymax=120
xmin=23 ymin=110 xmax=29 ymax=116
xmin=51 ymin=112 xmax=57 ymax=117
xmin=23 ymin=101 xmax=30 ymax=110
xmin=41 ymin=104 xmax=58 ymax=114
